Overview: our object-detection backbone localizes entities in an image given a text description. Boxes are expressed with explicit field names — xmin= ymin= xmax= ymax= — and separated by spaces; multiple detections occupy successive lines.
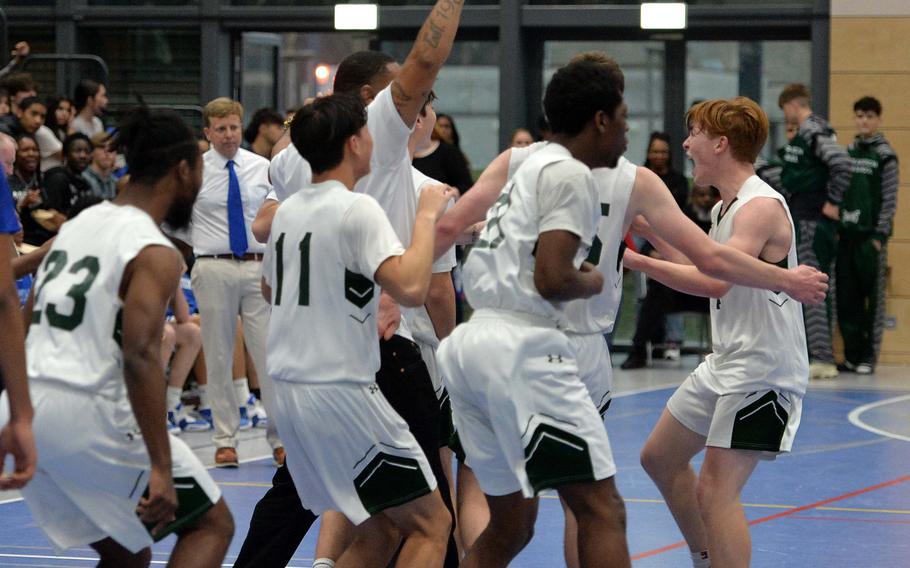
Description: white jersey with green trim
xmin=264 ymin=180 xmax=406 ymax=385
xmin=464 ymin=142 xmax=598 ymax=325
xmin=704 ymin=175 xmax=809 ymax=395
xmin=508 ymin=143 xmax=636 ymax=334
xmin=26 ymin=201 xmax=176 ymax=411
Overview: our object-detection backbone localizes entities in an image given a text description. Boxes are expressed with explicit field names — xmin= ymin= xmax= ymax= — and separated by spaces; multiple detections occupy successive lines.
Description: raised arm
xmin=630 ymin=167 xmax=827 ymax=304
xmin=120 ymin=245 xmax=181 ymax=535
xmin=392 ymin=0 xmax=465 ymax=127
xmin=434 ymin=147 xmax=512 ymax=258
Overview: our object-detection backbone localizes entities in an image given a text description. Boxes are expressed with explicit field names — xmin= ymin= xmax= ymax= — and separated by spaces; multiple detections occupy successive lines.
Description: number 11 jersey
xmin=263 ymin=180 xmax=406 ymax=385
xmin=26 ymin=201 xmax=177 ymax=412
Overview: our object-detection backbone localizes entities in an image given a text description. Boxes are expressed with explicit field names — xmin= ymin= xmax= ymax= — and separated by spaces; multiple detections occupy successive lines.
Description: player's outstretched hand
xmin=377 ymin=291 xmax=401 ymax=340
xmin=137 ymin=467 xmax=177 ymax=537
xmin=787 ymin=264 xmax=828 ymax=305
xmin=418 ymin=184 xmax=457 ymax=220
xmin=0 ymin=421 xmax=37 ymax=490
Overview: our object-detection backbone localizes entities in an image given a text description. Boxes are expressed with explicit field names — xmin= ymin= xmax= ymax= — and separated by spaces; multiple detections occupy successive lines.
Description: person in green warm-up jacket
xmin=777 ymin=83 xmax=853 ymax=380
xmin=836 ymin=96 xmax=899 ymax=375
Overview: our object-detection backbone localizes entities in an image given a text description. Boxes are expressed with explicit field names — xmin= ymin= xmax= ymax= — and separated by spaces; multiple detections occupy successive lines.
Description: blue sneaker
xmin=239 ymin=405 xmax=252 ymax=430
xmin=175 ymin=404 xmax=212 ymax=432
xmin=198 ymin=407 xmax=214 ymax=428
xmin=247 ymin=394 xmax=269 ymax=429
xmin=167 ymin=410 xmax=181 ymax=435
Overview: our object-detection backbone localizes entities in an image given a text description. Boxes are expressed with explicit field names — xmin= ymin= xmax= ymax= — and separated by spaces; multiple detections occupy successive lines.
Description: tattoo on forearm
xmin=422 ymin=18 xmax=444 ymax=48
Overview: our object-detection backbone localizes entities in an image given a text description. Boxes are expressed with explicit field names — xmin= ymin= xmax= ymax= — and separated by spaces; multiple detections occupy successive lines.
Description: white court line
xmin=847 ymin=393 xmax=910 ymax=443
xmin=0 ymin=553 xmax=309 ymax=567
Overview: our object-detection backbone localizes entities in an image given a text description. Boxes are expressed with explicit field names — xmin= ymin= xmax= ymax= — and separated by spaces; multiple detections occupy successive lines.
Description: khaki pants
xmin=192 ymin=257 xmax=279 ymax=450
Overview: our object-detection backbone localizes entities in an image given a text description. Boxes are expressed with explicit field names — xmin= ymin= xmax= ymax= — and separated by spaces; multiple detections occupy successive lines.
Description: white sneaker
xmin=663 ymin=347 xmax=681 ymax=361
xmin=247 ymin=394 xmax=269 ymax=428
xmin=809 ymin=362 xmax=839 ymax=380
xmin=855 ymin=363 xmax=873 ymax=375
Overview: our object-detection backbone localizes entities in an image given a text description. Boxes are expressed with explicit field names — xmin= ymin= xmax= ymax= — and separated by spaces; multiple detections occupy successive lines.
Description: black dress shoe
xmin=621 ymin=354 xmax=647 ymax=370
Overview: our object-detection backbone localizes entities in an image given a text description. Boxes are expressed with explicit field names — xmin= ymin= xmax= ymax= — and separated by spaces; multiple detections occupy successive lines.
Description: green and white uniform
xmin=779 ymin=114 xmax=852 ymax=364
xmin=837 ymin=133 xmax=899 ymax=366
xmin=667 ymin=176 xmax=808 ymax=453
xmin=6 ymin=201 xmax=221 ymax=554
xmin=438 ymin=143 xmax=615 ymax=498
xmin=508 ymin=143 xmax=636 ymax=414
xmin=263 ymin=181 xmax=436 ymax=525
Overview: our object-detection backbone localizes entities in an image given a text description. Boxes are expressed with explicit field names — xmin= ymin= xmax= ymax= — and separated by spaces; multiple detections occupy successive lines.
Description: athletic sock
xmin=312 ymin=559 xmax=335 ymax=568
xmin=234 ymin=377 xmax=251 ymax=406
xmin=198 ymin=384 xmax=210 ymax=409
xmin=166 ymin=386 xmax=182 ymax=412
xmin=691 ymin=550 xmax=710 ymax=568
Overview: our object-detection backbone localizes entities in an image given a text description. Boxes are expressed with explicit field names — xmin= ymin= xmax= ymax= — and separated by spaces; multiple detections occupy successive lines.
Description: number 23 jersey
xmin=27 ymin=201 xmax=177 ymax=408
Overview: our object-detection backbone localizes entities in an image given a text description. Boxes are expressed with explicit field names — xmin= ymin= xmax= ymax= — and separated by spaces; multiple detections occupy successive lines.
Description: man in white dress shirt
xmin=182 ymin=97 xmax=279 ymax=467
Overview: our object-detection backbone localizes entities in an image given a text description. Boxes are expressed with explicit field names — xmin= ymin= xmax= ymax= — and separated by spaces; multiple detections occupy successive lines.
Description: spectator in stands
xmin=413 ymin=99 xmax=473 ymax=195
xmin=16 ymin=97 xmax=67 ymax=173
xmin=0 ymin=73 xmax=37 ymax=135
xmin=81 ymin=131 xmax=117 ymax=199
xmin=509 ymin=127 xmax=534 ymax=148
xmin=434 ymin=112 xmax=471 ymax=168
xmin=642 ymin=131 xmax=690 ymax=358
xmin=0 ymin=89 xmax=10 ymax=117
xmin=0 ymin=133 xmax=15 ymax=176
xmin=621 ymin=184 xmax=719 ymax=369
xmin=243 ymin=108 xmax=285 ymax=159
xmin=70 ymin=79 xmax=108 ymax=137
xmin=8 ymin=133 xmax=41 ymax=211
xmin=45 ymin=95 xmax=74 ymax=143
xmin=42 ymin=133 xmax=93 ymax=221
xmin=645 ymin=131 xmax=689 ymax=209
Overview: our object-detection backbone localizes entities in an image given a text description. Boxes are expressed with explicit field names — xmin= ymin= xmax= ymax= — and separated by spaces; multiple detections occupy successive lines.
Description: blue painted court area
xmin=2 ymin=383 xmax=909 ymax=567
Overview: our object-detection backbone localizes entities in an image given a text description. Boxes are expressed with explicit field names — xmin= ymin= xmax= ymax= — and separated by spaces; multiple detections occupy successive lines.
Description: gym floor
xmin=2 ymin=359 xmax=908 ymax=567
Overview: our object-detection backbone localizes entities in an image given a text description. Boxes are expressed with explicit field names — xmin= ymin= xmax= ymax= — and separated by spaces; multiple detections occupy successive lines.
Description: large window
xmin=544 ymin=41 xmax=665 ymax=167
xmin=686 ymin=40 xmax=811 ymax=160
xmin=382 ymin=40 xmax=500 ymax=171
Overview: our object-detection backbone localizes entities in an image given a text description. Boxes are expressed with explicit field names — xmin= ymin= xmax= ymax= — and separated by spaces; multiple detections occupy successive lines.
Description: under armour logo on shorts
xmin=547 ymin=354 xmax=563 ymax=363
xmin=369 ymin=384 xmax=379 ymax=394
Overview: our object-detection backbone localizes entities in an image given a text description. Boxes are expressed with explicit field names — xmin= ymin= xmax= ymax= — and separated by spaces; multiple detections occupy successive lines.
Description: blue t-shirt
xmin=0 ymin=175 xmax=21 ymax=234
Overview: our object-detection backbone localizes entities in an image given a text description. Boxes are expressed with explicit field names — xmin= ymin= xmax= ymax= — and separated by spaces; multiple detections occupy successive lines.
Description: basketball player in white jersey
xmin=437 ymin=56 xmax=631 ymax=568
xmin=433 ymin=53 xmax=826 ymax=567
xmin=3 ymin=107 xmax=234 ymax=567
xmin=263 ymin=94 xmax=455 ymax=568
xmin=626 ymin=97 xmax=811 ymax=568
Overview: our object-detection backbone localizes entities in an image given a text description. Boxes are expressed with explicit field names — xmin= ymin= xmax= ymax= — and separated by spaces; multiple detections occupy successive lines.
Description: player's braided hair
xmin=111 ymin=103 xmax=199 ymax=184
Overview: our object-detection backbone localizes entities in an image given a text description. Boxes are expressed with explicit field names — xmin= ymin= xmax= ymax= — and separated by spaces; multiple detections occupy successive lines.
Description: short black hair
xmin=18 ymin=96 xmax=46 ymax=113
xmin=243 ymin=107 xmax=285 ymax=144
xmin=111 ymin=106 xmax=199 ymax=184
xmin=290 ymin=93 xmax=367 ymax=174
xmin=854 ymin=96 xmax=882 ymax=115
xmin=74 ymin=79 xmax=103 ymax=111
xmin=0 ymin=72 xmax=35 ymax=98
xmin=333 ymin=51 xmax=395 ymax=96
xmin=543 ymin=58 xmax=625 ymax=136
xmin=63 ymin=132 xmax=92 ymax=157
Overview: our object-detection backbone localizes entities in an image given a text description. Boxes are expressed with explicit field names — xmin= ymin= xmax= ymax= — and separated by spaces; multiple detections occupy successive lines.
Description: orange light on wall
xmin=315 ymin=64 xmax=331 ymax=84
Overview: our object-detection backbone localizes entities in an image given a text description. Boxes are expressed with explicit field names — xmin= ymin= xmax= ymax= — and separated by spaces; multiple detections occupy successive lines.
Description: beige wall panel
xmin=830 ymin=75 xmax=910 ymax=127
xmin=879 ymin=298 xmax=910 ymax=360
xmin=832 ymin=0 xmax=910 ymax=17
xmin=891 ymin=185 xmax=910 ymax=241
xmin=831 ymin=18 xmax=910 ymax=73
xmin=884 ymin=241 xmax=910 ymax=296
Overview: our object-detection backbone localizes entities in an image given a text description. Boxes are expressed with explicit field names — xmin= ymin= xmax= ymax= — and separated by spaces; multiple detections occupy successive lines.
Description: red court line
xmin=789 ymin=515 xmax=910 ymax=525
xmin=631 ymin=475 xmax=910 ymax=561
